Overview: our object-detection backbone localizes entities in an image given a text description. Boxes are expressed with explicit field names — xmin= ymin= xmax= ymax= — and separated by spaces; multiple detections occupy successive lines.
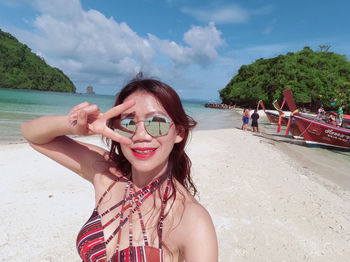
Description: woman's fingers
xmin=103 ymin=100 xmax=136 ymax=120
xmin=70 ymin=101 xmax=135 ymax=139
xmin=81 ymin=104 xmax=99 ymax=116
xmin=69 ymin=102 xmax=96 ymax=121
xmin=70 ymin=103 xmax=99 ymax=117
xmin=69 ymin=101 xmax=90 ymax=114
xmin=102 ymin=126 xmax=132 ymax=145
xmin=77 ymin=110 xmax=88 ymax=129
xmin=89 ymin=100 xmax=136 ymax=142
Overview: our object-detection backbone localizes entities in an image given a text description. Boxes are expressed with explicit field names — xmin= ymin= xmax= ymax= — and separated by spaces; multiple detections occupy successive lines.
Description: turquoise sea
xmin=0 ymin=88 xmax=241 ymax=144
xmin=1 ymin=88 xmax=350 ymax=190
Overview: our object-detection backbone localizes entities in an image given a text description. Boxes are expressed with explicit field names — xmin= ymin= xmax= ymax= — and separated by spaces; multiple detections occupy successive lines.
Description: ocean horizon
xmin=0 ymin=88 xmax=240 ymax=144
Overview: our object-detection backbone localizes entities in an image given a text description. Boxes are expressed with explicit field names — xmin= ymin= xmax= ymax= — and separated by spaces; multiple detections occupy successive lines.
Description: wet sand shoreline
xmin=256 ymin=116 xmax=350 ymax=191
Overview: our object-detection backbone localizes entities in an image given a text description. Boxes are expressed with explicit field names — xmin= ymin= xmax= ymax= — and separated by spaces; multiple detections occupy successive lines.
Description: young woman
xmin=21 ymin=78 xmax=218 ymax=262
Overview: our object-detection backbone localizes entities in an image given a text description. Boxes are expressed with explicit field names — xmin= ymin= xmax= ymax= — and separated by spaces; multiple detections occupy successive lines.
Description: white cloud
xmin=32 ymin=0 xmax=83 ymax=20
xmin=181 ymin=4 xmax=272 ymax=24
xmin=182 ymin=4 xmax=249 ymax=24
xmin=148 ymin=22 xmax=224 ymax=66
xmin=17 ymin=0 xmax=154 ymax=90
xmin=33 ymin=8 xmax=154 ymax=64
xmin=3 ymin=0 xmax=226 ymax=96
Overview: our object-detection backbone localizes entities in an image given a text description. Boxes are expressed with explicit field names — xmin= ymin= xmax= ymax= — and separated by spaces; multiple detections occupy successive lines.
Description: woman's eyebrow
xmin=144 ymin=111 xmax=167 ymax=117
xmin=121 ymin=111 xmax=168 ymax=119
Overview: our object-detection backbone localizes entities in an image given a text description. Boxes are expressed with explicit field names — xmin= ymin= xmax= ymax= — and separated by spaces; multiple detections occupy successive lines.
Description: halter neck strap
xmin=98 ymin=173 xmax=171 ymax=251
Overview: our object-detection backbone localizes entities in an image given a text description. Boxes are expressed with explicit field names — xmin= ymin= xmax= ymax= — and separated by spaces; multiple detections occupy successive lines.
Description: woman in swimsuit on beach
xmin=22 ymin=78 xmax=218 ymax=262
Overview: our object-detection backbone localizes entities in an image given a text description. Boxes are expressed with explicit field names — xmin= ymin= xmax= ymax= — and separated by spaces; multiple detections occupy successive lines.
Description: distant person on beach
xmin=251 ymin=109 xmax=260 ymax=132
xmin=336 ymin=104 xmax=346 ymax=126
xmin=328 ymin=114 xmax=337 ymax=126
xmin=316 ymin=106 xmax=325 ymax=120
xmin=22 ymin=78 xmax=218 ymax=262
xmin=241 ymin=108 xmax=250 ymax=131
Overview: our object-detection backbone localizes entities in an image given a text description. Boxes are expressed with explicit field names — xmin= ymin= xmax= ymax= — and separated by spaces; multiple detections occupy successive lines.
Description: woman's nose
xmin=131 ymin=122 xmax=152 ymax=141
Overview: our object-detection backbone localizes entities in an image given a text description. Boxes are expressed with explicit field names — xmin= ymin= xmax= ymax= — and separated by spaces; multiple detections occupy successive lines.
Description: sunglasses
xmin=114 ymin=115 xmax=172 ymax=138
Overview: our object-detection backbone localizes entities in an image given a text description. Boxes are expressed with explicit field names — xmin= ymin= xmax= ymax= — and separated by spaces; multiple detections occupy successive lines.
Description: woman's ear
xmin=175 ymin=126 xmax=185 ymax=144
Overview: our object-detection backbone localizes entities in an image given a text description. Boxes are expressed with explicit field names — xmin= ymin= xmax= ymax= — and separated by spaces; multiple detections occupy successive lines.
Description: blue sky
xmin=0 ymin=0 xmax=349 ymax=100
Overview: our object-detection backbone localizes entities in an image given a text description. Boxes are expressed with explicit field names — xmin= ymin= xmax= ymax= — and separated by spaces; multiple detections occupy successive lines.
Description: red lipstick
xmin=131 ymin=147 xmax=157 ymax=159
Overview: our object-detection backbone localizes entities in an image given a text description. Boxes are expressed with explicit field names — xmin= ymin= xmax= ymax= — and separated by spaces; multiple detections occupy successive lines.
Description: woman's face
xmin=119 ymin=91 xmax=183 ymax=176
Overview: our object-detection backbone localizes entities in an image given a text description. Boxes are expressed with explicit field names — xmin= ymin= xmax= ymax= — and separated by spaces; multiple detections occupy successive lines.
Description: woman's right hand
xmin=68 ymin=100 xmax=135 ymax=144
xmin=68 ymin=102 xmax=100 ymax=136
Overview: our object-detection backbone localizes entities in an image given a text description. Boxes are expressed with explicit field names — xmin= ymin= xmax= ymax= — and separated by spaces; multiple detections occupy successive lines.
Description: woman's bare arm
xmin=174 ymin=202 xmax=218 ymax=262
xmin=21 ymin=101 xmax=135 ymax=183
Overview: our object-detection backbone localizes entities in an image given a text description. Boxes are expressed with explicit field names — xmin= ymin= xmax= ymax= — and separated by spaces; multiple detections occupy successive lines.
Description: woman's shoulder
xmin=172 ymin=181 xmax=213 ymax=228
xmin=93 ymin=165 xmax=128 ymax=186
xmin=92 ymin=168 xmax=129 ymax=202
xmin=183 ymin=199 xmax=213 ymax=225
xmin=170 ymin=184 xmax=218 ymax=259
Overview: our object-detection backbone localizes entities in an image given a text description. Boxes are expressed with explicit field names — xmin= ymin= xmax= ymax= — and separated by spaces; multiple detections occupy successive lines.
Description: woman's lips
xmin=131 ymin=147 xmax=157 ymax=159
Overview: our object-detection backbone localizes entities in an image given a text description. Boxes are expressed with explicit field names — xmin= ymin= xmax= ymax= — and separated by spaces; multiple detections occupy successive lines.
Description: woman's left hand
xmin=89 ymin=100 xmax=136 ymax=144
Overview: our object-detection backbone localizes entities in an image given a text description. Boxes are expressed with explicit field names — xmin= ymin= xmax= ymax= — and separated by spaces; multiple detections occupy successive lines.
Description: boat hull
xmin=288 ymin=118 xmax=303 ymax=138
xmin=265 ymin=111 xmax=289 ymax=125
xmin=265 ymin=111 xmax=302 ymax=138
xmin=343 ymin=116 xmax=350 ymax=129
xmin=293 ymin=115 xmax=350 ymax=149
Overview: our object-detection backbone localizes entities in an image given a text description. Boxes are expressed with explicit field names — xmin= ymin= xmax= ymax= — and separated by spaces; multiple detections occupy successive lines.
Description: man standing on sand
xmin=337 ymin=104 xmax=346 ymax=126
xmin=251 ymin=109 xmax=260 ymax=132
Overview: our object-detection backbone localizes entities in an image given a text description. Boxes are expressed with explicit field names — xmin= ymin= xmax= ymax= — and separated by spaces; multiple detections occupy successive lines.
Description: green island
xmin=0 ymin=29 xmax=76 ymax=93
xmin=220 ymin=46 xmax=350 ymax=110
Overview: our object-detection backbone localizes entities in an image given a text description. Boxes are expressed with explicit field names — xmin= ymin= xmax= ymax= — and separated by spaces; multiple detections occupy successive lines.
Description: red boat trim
xmin=293 ymin=115 xmax=350 ymax=134
xmin=282 ymin=88 xmax=350 ymax=149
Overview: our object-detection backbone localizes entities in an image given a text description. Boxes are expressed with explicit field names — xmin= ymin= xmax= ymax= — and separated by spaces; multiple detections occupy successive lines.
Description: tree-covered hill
xmin=0 ymin=29 xmax=76 ymax=92
xmin=220 ymin=47 xmax=350 ymax=110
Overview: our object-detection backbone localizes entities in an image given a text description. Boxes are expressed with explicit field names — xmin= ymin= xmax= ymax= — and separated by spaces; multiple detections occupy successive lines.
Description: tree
xmin=0 ymin=28 xmax=76 ymax=92
xmin=318 ymin=45 xmax=331 ymax=52
xmin=219 ymin=47 xmax=350 ymax=111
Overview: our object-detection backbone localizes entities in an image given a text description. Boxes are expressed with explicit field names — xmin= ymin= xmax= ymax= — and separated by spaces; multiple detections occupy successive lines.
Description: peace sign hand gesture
xmin=68 ymin=100 xmax=135 ymax=144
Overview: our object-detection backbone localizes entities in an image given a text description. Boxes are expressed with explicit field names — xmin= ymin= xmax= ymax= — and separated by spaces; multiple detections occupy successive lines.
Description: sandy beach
xmin=1 ymin=128 xmax=350 ymax=261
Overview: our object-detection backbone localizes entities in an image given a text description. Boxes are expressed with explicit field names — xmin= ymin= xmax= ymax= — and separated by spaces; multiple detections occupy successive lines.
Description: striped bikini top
xmin=76 ymin=175 xmax=171 ymax=262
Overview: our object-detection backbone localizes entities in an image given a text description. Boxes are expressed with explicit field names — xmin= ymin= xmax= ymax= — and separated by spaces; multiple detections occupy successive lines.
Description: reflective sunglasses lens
xmin=115 ymin=118 xmax=136 ymax=138
xmin=145 ymin=116 xmax=170 ymax=137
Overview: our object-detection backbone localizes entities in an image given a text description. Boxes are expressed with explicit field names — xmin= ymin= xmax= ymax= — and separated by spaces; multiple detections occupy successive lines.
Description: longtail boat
xmin=258 ymin=100 xmax=302 ymax=138
xmin=325 ymin=111 xmax=350 ymax=129
xmin=343 ymin=115 xmax=350 ymax=129
xmin=258 ymin=100 xmax=289 ymax=125
xmin=283 ymin=88 xmax=350 ymax=150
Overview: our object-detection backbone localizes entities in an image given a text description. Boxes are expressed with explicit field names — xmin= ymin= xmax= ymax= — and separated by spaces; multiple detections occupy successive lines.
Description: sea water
xmin=1 ymin=88 xmax=349 ymax=188
xmin=0 ymin=88 xmax=241 ymax=144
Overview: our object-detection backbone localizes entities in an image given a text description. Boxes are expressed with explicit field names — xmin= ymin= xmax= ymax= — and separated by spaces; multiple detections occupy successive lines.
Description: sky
xmin=0 ymin=0 xmax=349 ymax=101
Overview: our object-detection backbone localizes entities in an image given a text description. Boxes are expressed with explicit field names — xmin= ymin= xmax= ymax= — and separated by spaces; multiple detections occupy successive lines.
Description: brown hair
xmin=106 ymin=78 xmax=198 ymax=196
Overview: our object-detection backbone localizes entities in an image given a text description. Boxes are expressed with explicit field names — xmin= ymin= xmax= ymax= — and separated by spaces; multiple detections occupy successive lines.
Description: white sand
xmin=1 ymin=129 xmax=350 ymax=261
